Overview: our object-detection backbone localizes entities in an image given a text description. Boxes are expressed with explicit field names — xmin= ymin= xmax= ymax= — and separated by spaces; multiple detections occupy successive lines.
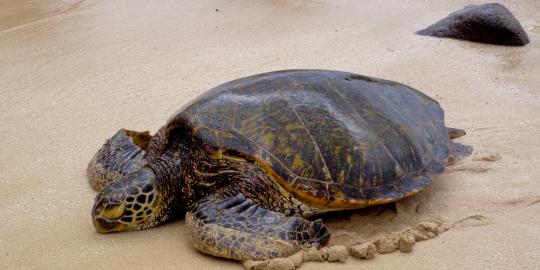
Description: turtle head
xmin=92 ymin=168 xmax=165 ymax=233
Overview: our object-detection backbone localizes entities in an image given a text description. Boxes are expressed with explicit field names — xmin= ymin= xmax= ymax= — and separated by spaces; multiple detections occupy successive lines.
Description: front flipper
xmin=87 ymin=129 xmax=152 ymax=191
xmin=186 ymin=193 xmax=330 ymax=261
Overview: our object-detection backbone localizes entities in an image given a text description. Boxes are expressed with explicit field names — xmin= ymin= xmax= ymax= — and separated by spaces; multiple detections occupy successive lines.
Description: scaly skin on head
xmin=91 ymin=125 xmax=197 ymax=233
xmin=92 ymin=164 xmax=183 ymax=233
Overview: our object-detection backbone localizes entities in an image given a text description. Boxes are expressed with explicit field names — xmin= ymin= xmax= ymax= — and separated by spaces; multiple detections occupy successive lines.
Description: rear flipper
xmin=447 ymin=127 xmax=466 ymax=139
xmin=446 ymin=126 xmax=474 ymax=166
xmin=186 ymin=193 xmax=330 ymax=261
xmin=447 ymin=141 xmax=474 ymax=165
xmin=87 ymin=129 xmax=151 ymax=191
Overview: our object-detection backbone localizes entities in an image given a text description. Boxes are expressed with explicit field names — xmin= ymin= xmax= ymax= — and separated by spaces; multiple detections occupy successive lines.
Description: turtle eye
xmin=100 ymin=203 xmax=126 ymax=220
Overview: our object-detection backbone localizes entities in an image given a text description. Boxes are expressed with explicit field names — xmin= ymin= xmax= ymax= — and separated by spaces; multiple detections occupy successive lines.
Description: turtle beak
xmin=92 ymin=201 xmax=128 ymax=233
xmin=94 ymin=216 xmax=129 ymax=233
xmin=94 ymin=217 xmax=116 ymax=233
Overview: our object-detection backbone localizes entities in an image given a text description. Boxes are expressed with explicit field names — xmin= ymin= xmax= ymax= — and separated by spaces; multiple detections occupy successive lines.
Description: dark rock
xmin=416 ymin=3 xmax=529 ymax=46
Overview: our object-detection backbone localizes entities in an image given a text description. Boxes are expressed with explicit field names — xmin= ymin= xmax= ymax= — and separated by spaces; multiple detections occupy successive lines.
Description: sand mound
xmin=243 ymin=220 xmax=448 ymax=269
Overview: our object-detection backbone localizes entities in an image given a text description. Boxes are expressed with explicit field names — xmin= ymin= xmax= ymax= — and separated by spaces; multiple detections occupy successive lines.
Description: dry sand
xmin=1 ymin=0 xmax=539 ymax=269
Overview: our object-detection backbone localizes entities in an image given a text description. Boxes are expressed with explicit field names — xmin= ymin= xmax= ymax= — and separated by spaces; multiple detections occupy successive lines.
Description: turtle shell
xmin=166 ymin=70 xmax=449 ymax=209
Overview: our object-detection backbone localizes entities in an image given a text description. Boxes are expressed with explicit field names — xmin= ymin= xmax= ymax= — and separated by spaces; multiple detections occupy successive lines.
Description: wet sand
xmin=1 ymin=0 xmax=539 ymax=269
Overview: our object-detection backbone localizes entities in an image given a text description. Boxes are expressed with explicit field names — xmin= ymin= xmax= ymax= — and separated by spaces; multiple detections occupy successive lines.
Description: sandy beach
xmin=1 ymin=0 xmax=539 ymax=269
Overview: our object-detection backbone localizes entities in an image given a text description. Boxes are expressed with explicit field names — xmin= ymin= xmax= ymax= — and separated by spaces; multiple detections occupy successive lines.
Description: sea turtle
xmin=89 ymin=69 xmax=470 ymax=261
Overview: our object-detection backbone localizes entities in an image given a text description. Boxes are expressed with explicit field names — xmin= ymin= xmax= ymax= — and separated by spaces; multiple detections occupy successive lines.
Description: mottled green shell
xmin=168 ymin=70 xmax=449 ymax=209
